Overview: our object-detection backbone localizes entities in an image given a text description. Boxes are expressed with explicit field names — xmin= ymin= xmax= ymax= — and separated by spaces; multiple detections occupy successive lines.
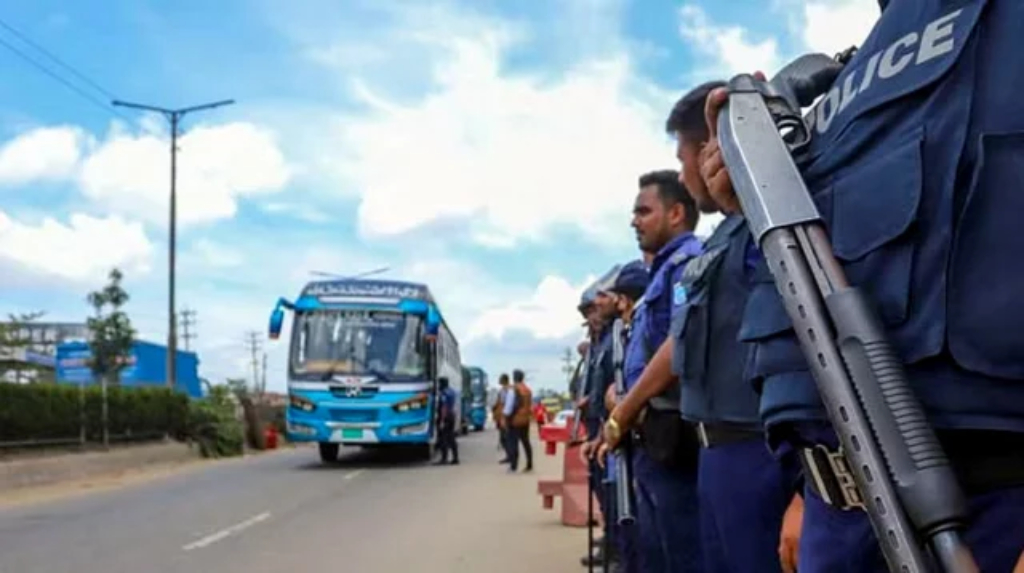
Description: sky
xmin=0 ymin=0 xmax=880 ymax=392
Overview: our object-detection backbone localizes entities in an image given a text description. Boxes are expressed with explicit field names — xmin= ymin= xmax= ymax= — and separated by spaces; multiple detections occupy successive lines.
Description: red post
xmin=535 ymin=414 xmax=594 ymax=527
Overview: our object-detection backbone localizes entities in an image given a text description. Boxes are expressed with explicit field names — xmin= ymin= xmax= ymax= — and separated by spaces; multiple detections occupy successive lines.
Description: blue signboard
xmin=56 ymin=340 xmax=202 ymax=398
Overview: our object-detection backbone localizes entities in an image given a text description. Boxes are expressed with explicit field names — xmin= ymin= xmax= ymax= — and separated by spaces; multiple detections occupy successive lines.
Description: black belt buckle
xmin=800 ymin=444 xmax=865 ymax=511
xmin=696 ymin=423 xmax=711 ymax=449
xmin=695 ymin=422 xmax=760 ymax=449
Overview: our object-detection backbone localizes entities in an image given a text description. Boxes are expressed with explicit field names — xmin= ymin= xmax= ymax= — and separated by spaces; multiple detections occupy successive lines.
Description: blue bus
xmin=462 ymin=365 xmax=488 ymax=432
xmin=268 ymin=279 xmax=463 ymax=463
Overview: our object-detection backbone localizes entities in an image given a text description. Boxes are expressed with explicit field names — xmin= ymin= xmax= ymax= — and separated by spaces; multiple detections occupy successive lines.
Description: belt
xmin=799 ymin=444 xmax=865 ymax=512
xmin=694 ymin=422 xmax=762 ymax=449
xmin=799 ymin=430 xmax=1024 ymax=512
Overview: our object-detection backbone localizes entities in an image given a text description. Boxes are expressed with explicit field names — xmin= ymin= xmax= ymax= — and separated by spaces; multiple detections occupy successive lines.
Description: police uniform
xmin=601 ymin=260 xmax=649 ymax=573
xmin=739 ymin=1 xmax=1024 ymax=571
xmin=670 ymin=214 xmax=801 ymax=572
xmin=623 ymin=232 xmax=704 ymax=573
xmin=582 ymin=266 xmax=623 ymax=569
xmin=436 ymin=382 xmax=459 ymax=464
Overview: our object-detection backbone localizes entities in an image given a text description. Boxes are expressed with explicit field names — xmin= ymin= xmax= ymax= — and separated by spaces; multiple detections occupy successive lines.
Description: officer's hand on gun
xmin=579 ymin=437 xmax=602 ymax=465
xmin=699 ymin=71 xmax=768 ymax=214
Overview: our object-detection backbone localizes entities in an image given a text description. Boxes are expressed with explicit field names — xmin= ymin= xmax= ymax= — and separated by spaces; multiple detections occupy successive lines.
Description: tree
xmin=0 ymin=311 xmax=46 ymax=383
xmin=86 ymin=268 xmax=135 ymax=448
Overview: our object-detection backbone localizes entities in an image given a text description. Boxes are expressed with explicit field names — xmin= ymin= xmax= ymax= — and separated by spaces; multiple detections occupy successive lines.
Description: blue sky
xmin=0 ymin=0 xmax=879 ymax=391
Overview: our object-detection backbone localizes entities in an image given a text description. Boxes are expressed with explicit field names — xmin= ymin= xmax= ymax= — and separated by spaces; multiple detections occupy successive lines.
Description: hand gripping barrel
xmin=716 ymin=53 xmax=978 ymax=573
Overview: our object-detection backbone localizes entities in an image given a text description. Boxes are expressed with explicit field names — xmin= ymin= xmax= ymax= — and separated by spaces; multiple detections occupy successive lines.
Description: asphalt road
xmin=0 ymin=431 xmax=581 ymax=573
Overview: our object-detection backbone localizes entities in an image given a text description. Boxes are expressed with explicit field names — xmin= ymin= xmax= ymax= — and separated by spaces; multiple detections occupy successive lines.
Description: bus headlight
xmin=290 ymin=394 xmax=316 ymax=413
xmin=393 ymin=393 xmax=429 ymax=413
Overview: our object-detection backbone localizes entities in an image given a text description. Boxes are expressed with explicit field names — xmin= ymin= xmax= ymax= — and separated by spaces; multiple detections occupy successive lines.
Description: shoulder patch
xmin=672 ymin=283 xmax=688 ymax=307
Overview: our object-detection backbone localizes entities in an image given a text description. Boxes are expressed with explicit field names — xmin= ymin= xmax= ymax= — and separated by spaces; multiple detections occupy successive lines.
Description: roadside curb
xmin=0 ymin=442 xmax=304 ymax=509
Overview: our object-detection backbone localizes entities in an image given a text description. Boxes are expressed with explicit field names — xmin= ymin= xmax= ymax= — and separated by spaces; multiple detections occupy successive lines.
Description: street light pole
xmin=111 ymin=98 xmax=235 ymax=389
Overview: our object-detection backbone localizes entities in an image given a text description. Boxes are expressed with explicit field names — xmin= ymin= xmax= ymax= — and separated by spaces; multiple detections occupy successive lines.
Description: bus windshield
xmin=469 ymin=371 xmax=487 ymax=404
xmin=290 ymin=309 xmax=427 ymax=380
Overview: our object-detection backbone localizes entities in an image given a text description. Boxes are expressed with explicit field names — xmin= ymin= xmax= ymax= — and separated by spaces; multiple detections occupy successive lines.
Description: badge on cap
xmin=672 ymin=283 xmax=687 ymax=307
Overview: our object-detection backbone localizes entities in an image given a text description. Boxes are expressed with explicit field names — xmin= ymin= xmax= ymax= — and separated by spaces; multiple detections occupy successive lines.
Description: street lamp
xmin=111 ymin=98 xmax=235 ymax=389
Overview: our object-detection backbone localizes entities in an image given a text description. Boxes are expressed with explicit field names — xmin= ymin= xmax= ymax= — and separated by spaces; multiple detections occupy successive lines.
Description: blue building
xmin=55 ymin=340 xmax=203 ymax=398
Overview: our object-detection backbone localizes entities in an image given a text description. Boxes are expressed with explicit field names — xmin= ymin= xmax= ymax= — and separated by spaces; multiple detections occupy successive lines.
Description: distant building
xmin=0 ymin=321 xmax=89 ymax=384
xmin=55 ymin=339 xmax=203 ymax=399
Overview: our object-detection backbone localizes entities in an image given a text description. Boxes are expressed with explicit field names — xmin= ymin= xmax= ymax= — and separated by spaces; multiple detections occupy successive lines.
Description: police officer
xmin=601 ymin=169 xmax=704 ymax=573
xmin=580 ymin=266 xmax=623 ymax=569
xmin=666 ymin=81 xmax=801 ymax=572
xmin=701 ymin=1 xmax=1024 ymax=570
xmin=434 ymin=376 xmax=459 ymax=465
xmin=597 ymin=259 xmax=649 ymax=573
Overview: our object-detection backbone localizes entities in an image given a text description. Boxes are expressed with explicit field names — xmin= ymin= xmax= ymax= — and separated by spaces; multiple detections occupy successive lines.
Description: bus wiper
xmin=320 ymin=356 xmax=390 ymax=382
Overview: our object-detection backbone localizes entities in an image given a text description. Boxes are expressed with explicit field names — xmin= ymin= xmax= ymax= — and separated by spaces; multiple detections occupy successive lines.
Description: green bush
xmin=0 ymin=383 xmax=189 ymax=443
xmin=185 ymin=386 xmax=244 ymax=458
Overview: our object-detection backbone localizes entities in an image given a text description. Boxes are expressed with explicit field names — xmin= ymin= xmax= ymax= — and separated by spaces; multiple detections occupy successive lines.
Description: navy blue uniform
xmin=626 ymin=232 xmax=704 ymax=573
xmin=739 ymin=2 xmax=1024 ymax=570
xmin=671 ymin=215 xmax=801 ymax=572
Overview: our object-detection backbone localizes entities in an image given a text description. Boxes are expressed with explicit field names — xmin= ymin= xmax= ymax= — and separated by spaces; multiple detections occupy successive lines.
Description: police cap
xmin=606 ymin=259 xmax=648 ymax=301
xmin=578 ymin=284 xmax=597 ymax=315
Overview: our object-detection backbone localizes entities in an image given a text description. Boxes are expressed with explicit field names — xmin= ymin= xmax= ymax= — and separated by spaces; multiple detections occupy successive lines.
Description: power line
xmin=179 ymin=308 xmax=197 ymax=351
xmin=0 ymin=16 xmax=118 ymax=100
xmin=0 ymin=34 xmax=132 ymax=123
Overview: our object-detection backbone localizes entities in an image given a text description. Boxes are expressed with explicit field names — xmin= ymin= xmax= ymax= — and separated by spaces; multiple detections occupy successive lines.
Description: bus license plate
xmin=341 ymin=428 xmax=364 ymax=440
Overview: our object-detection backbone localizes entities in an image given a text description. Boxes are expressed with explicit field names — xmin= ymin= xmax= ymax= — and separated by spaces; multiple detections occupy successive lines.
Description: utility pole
xmin=111 ymin=98 xmax=235 ymax=389
xmin=245 ymin=331 xmax=261 ymax=394
xmin=179 ymin=308 xmax=197 ymax=351
xmin=561 ymin=347 xmax=574 ymax=382
xmin=261 ymin=352 xmax=268 ymax=397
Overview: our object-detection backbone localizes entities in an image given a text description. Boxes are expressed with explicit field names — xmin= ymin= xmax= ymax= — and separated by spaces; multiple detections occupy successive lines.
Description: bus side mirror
xmin=268 ymin=308 xmax=285 ymax=340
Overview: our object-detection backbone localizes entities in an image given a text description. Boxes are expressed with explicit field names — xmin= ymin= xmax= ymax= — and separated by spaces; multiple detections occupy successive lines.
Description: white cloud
xmin=0 ymin=212 xmax=153 ymax=283
xmin=801 ymin=0 xmax=879 ymax=55
xmin=0 ymin=126 xmax=85 ymax=184
xmin=679 ymin=5 xmax=784 ymax=79
xmin=79 ymin=122 xmax=292 ymax=226
xmin=0 ymin=121 xmax=292 ymax=227
xmin=465 ymin=274 xmax=595 ymax=343
xmin=321 ymin=9 xmax=676 ymax=248
xmin=186 ymin=238 xmax=245 ymax=268
xmin=680 ymin=1 xmax=879 ymax=81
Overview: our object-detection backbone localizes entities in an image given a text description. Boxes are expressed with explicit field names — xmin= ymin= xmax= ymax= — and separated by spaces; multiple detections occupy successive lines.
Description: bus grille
xmin=329 ymin=386 xmax=379 ymax=399
xmin=329 ymin=409 xmax=379 ymax=423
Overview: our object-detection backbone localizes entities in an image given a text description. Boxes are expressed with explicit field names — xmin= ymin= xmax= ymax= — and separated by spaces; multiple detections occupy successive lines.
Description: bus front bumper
xmin=286 ymin=415 xmax=432 ymax=444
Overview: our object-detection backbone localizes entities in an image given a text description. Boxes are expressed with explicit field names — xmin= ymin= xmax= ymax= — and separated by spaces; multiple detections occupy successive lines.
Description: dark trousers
xmin=437 ymin=416 xmax=458 ymax=462
xmin=507 ymin=424 xmax=533 ymax=470
xmin=633 ymin=446 xmax=703 ymax=572
xmin=498 ymin=426 xmax=508 ymax=456
xmin=698 ymin=439 xmax=801 ymax=573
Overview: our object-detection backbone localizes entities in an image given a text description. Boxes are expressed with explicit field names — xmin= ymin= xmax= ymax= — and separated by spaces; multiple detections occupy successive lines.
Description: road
xmin=0 ymin=432 xmax=581 ymax=573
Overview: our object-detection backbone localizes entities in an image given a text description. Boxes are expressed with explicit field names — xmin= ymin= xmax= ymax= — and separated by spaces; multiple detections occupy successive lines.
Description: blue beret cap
xmin=607 ymin=259 xmax=648 ymax=300
xmin=578 ymin=265 xmax=621 ymax=314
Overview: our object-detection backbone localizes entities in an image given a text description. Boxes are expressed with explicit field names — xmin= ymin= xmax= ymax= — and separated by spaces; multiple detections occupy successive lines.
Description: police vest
xmin=739 ymin=0 xmax=1024 ymax=431
xmin=672 ymin=216 xmax=759 ymax=427
xmin=585 ymin=329 xmax=613 ymax=421
xmin=644 ymin=248 xmax=696 ymax=412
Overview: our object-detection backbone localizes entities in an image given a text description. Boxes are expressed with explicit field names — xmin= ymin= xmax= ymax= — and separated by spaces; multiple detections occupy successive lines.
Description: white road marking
xmin=344 ymin=470 xmax=364 ymax=480
xmin=182 ymin=512 xmax=272 ymax=552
